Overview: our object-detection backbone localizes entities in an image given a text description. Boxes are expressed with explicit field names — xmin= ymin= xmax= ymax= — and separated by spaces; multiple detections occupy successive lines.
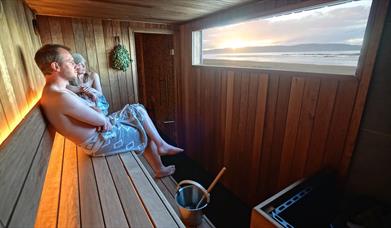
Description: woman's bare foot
xmin=157 ymin=143 xmax=184 ymax=156
xmin=155 ymin=165 xmax=176 ymax=178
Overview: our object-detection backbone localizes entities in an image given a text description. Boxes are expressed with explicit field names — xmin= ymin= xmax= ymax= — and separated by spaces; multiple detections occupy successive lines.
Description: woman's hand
xmin=81 ymin=86 xmax=97 ymax=101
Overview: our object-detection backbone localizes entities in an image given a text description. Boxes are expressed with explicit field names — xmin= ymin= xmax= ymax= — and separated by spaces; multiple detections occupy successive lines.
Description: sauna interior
xmin=0 ymin=0 xmax=390 ymax=227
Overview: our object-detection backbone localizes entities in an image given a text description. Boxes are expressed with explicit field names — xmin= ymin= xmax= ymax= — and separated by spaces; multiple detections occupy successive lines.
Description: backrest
xmin=0 ymin=105 xmax=54 ymax=227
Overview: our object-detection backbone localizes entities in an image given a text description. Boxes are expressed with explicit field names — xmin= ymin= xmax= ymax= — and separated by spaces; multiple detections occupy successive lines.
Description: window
xmin=192 ymin=0 xmax=372 ymax=75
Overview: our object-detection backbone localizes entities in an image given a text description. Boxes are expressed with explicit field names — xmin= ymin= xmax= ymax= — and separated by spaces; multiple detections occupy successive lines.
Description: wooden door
xmin=135 ymin=33 xmax=177 ymax=143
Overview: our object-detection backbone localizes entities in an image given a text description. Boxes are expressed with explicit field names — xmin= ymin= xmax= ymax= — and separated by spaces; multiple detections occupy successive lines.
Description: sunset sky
xmin=203 ymin=0 xmax=372 ymax=50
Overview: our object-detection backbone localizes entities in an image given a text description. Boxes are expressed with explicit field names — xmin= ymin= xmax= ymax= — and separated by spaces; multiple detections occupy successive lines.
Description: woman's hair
xmin=72 ymin=53 xmax=86 ymax=65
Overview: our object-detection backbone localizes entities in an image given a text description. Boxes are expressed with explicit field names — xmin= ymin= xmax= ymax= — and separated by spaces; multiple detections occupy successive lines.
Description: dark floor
xmin=162 ymin=153 xmax=252 ymax=228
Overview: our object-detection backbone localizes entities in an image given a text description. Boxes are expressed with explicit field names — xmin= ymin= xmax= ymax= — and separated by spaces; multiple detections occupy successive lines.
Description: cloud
xmin=203 ymin=0 xmax=372 ymax=49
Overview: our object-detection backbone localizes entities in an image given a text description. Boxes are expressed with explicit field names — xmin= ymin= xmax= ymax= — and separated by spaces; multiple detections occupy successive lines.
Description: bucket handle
xmin=177 ymin=180 xmax=210 ymax=204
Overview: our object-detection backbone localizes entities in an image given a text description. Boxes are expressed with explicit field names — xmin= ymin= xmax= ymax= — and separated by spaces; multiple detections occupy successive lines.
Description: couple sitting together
xmin=34 ymin=44 xmax=183 ymax=178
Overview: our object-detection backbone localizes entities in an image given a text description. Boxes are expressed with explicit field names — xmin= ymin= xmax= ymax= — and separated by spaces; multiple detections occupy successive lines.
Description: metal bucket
xmin=175 ymin=180 xmax=210 ymax=226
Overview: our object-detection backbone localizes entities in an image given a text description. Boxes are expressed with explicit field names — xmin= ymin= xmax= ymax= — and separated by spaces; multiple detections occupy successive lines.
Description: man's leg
xmin=144 ymin=141 xmax=175 ymax=178
xmin=136 ymin=106 xmax=183 ymax=155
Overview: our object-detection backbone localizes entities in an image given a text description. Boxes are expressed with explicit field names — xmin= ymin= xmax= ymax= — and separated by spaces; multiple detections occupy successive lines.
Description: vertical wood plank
xmin=60 ymin=17 xmax=76 ymax=51
xmin=36 ymin=16 xmax=53 ymax=44
xmin=289 ymin=78 xmax=321 ymax=182
xmin=35 ymin=133 xmax=65 ymax=228
xmin=103 ymin=20 xmax=121 ymax=111
xmin=248 ymin=73 xmax=268 ymax=203
xmin=0 ymin=108 xmax=45 ymax=224
xmin=257 ymin=74 xmax=279 ymax=200
xmin=77 ymin=147 xmax=105 ymax=228
xmin=266 ymin=75 xmax=292 ymax=195
xmin=48 ymin=17 xmax=64 ymax=44
xmin=304 ymin=79 xmax=338 ymax=176
xmin=323 ymin=79 xmax=358 ymax=168
xmin=58 ymin=139 xmax=80 ymax=228
xmin=72 ymin=18 xmax=87 ymax=59
xmin=278 ymin=77 xmax=306 ymax=189
xmin=84 ymin=19 xmax=99 ymax=73
xmin=120 ymin=153 xmax=181 ymax=227
xmin=113 ymin=20 xmax=129 ymax=106
xmin=121 ymin=22 xmax=135 ymax=103
xmin=92 ymin=157 xmax=129 ymax=227
xmin=106 ymin=155 xmax=154 ymax=227
xmin=8 ymin=129 xmax=53 ymax=228
xmin=93 ymin=19 xmax=113 ymax=109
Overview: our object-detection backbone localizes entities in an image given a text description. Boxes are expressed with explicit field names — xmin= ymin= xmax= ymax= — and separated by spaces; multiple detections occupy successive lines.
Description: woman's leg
xmin=136 ymin=106 xmax=183 ymax=155
xmin=144 ymin=141 xmax=175 ymax=178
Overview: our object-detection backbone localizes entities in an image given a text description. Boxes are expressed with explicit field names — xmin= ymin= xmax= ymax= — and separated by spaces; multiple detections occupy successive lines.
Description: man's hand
xmin=98 ymin=117 xmax=112 ymax=132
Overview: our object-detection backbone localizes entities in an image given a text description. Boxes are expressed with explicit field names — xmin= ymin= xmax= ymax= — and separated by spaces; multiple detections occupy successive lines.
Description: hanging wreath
xmin=111 ymin=36 xmax=131 ymax=72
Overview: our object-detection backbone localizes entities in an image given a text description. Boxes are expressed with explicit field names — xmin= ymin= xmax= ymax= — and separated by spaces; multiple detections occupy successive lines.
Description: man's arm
xmin=59 ymin=92 xmax=107 ymax=127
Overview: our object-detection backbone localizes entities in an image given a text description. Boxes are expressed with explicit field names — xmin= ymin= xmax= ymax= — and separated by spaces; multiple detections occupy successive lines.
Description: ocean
xmin=203 ymin=50 xmax=360 ymax=67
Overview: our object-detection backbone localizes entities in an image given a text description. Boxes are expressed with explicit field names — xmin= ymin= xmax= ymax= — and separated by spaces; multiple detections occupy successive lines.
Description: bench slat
xmin=58 ymin=139 xmax=80 ymax=228
xmin=92 ymin=157 xmax=129 ymax=227
xmin=139 ymin=156 xmax=216 ymax=228
xmin=106 ymin=155 xmax=153 ymax=227
xmin=0 ymin=108 xmax=46 ymax=224
xmin=8 ymin=129 xmax=53 ymax=227
xmin=121 ymin=152 xmax=183 ymax=227
xmin=78 ymin=147 xmax=105 ymax=228
xmin=35 ymin=133 xmax=65 ymax=228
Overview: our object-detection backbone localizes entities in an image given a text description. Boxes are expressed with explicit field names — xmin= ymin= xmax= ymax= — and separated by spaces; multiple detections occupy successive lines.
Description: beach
xmin=202 ymin=59 xmax=357 ymax=76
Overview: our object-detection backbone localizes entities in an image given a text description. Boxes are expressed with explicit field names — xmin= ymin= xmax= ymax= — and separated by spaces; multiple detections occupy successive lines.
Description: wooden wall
xmin=0 ymin=106 xmax=53 ymax=228
xmin=176 ymin=0 xmax=388 ymax=206
xmin=0 ymin=0 xmax=44 ymax=145
xmin=36 ymin=15 xmax=174 ymax=113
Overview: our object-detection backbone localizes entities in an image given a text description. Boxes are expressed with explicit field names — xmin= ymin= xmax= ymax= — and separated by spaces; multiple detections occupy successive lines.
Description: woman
xmin=67 ymin=53 xmax=109 ymax=115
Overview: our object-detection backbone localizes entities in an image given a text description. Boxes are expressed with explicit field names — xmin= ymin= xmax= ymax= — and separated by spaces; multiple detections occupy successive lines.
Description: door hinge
xmin=170 ymin=49 xmax=175 ymax=55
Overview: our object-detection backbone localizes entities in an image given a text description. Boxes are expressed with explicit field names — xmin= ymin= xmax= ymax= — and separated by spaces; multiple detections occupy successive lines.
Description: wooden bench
xmin=0 ymin=106 xmax=184 ymax=227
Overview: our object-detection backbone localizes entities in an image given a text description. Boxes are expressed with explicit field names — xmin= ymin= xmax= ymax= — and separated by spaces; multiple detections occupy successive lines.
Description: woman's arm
xmin=91 ymin=72 xmax=103 ymax=93
xmin=66 ymin=84 xmax=82 ymax=94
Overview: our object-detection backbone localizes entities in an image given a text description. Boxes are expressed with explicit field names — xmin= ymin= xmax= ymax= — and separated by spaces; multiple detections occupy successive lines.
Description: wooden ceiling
xmin=24 ymin=0 xmax=256 ymax=24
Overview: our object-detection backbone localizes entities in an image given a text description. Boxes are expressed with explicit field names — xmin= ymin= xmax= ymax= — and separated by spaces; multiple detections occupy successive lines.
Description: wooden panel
xmin=58 ymin=139 xmax=80 ymax=228
xmin=25 ymin=0 xmax=253 ymax=24
xmin=120 ymin=152 xmax=183 ymax=227
xmin=92 ymin=157 xmax=129 ymax=227
xmin=35 ymin=133 xmax=65 ymax=228
xmin=0 ymin=0 xmax=43 ymax=145
xmin=8 ymin=128 xmax=53 ymax=227
xmin=0 ymin=107 xmax=46 ymax=224
xmin=106 ymin=155 xmax=153 ymax=227
xmin=77 ymin=147 xmax=105 ymax=228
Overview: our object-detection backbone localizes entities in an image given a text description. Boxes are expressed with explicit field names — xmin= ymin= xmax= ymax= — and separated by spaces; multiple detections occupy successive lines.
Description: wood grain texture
xmin=0 ymin=108 xmax=46 ymax=224
xmin=8 ymin=128 xmax=53 ymax=228
xmin=106 ymin=155 xmax=153 ymax=227
xmin=92 ymin=156 xmax=129 ymax=227
xmin=58 ymin=139 xmax=80 ymax=228
xmin=35 ymin=133 xmax=65 ymax=228
xmin=77 ymin=147 xmax=105 ymax=228
xmin=121 ymin=152 xmax=183 ymax=227
xmin=0 ymin=0 xmax=43 ymax=145
xmin=25 ymin=0 xmax=254 ymax=24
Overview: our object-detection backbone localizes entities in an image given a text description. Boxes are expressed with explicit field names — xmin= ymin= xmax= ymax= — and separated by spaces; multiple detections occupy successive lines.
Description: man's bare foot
xmin=155 ymin=165 xmax=176 ymax=178
xmin=158 ymin=143 xmax=184 ymax=156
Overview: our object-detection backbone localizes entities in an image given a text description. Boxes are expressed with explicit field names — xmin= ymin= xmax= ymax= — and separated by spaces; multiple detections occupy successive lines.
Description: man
xmin=35 ymin=44 xmax=182 ymax=177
